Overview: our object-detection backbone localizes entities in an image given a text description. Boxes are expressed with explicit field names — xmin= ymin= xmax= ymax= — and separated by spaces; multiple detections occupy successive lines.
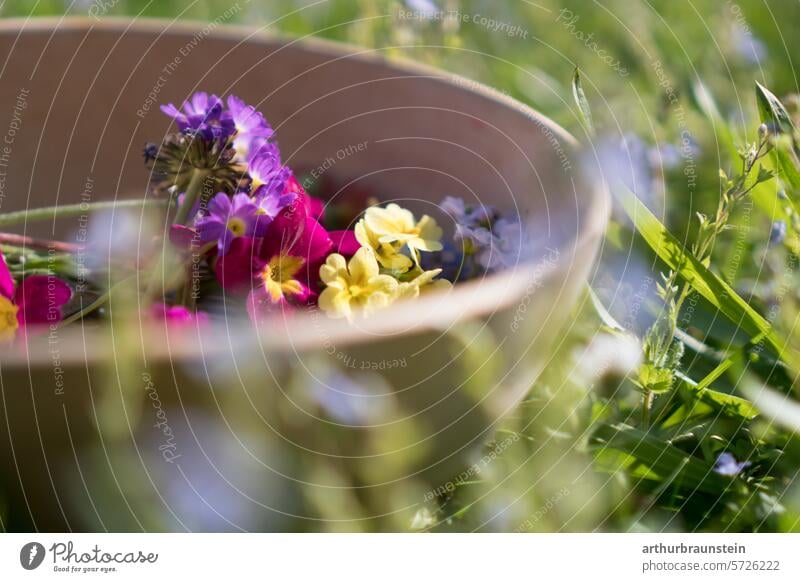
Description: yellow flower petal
xmin=320 ymin=253 xmax=348 ymax=284
xmin=318 ymin=287 xmax=349 ymax=319
xmin=349 ymin=247 xmax=379 ymax=283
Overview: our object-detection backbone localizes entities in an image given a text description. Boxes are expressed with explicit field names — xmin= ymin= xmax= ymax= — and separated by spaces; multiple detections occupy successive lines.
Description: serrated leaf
xmin=638 ymin=364 xmax=674 ymax=394
xmin=572 ymin=68 xmax=595 ymax=136
xmin=618 ymin=187 xmax=796 ymax=366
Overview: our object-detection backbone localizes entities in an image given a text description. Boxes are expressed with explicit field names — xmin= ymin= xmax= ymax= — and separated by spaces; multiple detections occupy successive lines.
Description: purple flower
xmin=439 ymin=196 xmax=525 ymax=275
xmin=713 ymin=452 xmax=751 ymax=476
xmin=195 ymin=193 xmax=268 ymax=255
xmin=441 ymin=195 xmax=498 ymax=247
xmin=248 ymin=148 xmax=292 ymax=198
xmin=254 ymin=188 xmax=297 ymax=221
xmin=421 ymin=240 xmax=476 ymax=282
xmin=160 ymin=92 xmax=234 ymax=140
xmin=476 ymin=217 xmax=523 ymax=272
xmin=227 ymin=95 xmax=274 ymax=159
xmin=441 ymin=196 xmax=496 ymax=227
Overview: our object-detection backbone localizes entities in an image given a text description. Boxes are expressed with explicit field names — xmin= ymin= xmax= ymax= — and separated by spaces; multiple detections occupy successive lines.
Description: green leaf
xmin=774 ymin=144 xmax=800 ymax=191
xmin=588 ymin=286 xmax=624 ymax=331
xmin=756 ymin=81 xmax=796 ymax=138
xmin=637 ymin=364 xmax=674 ymax=394
xmin=693 ymin=81 xmax=739 ymax=162
xmin=676 ymin=363 xmax=759 ymax=421
xmin=618 ymin=188 xmax=796 ymax=365
xmin=571 ymin=68 xmax=595 ymax=136
xmin=592 ymin=423 xmax=735 ymax=494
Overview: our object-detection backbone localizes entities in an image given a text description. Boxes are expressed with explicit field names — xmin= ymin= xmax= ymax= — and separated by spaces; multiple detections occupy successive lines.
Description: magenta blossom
xmin=214 ymin=196 xmax=334 ymax=297
xmin=195 ymin=193 xmax=271 ymax=255
xmin=246 ymin=236 xmax=313 ymax=320
xmin=0 ymin=252 xmax=71 ymax=341
xmin=213 ymin=235 xmax=314 ymax=317
xmin=160 ymin=92 xmax=234 ymax=140
xmin=150 ymin=302 xmax=208 ymax=327
xmin=329 ymin=229 xmax=360 ymax=256
xmin=286 ymin=174 xmax=324 ymax=221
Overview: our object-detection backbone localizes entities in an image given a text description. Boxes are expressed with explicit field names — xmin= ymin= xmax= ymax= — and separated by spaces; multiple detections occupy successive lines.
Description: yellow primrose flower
xmin=397 ymin=267 xmax=451 ymax=300
xmin=319 ymin=247 xmax=399 ymax=320
xmin=359 ymin=203 xmax=443 ymax=265
xmin=354 ymin=220 xmax=413 ymax=272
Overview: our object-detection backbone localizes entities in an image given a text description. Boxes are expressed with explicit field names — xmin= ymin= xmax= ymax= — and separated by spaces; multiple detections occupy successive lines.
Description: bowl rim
xmin=0 ymin=16 xmax=609 ymax=364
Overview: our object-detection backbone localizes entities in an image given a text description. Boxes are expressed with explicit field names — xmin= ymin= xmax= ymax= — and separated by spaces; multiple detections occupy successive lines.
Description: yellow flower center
xmin=0 ymin=295 xmax=19 ymax=343
xmin=348 ymin=285 xmax=364 ymax=298
xmin=250 ymin=174 xmax=264 ymax=192
xmin=261 ymin=254 xmax=305 ymax=303
xmin=227 ymin=217 xmax=247 ymax=237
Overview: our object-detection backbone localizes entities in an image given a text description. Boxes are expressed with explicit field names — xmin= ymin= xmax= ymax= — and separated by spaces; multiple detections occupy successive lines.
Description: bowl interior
xmin=0 ymin=18 xmax=600 ymax=353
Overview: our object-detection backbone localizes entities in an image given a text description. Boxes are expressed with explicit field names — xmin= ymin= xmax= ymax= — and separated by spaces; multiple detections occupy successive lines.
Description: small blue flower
xmin=770 ymin=220 xmax=787 ymax=247
xmin=713 ymin=452 xmax=751 ymax=476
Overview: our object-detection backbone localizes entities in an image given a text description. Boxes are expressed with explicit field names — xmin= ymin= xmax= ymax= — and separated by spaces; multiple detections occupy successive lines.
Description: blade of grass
xmin=571 ymin=68 xmax=595 ymax=136
xmin=592 ymin=423 xmax=734 ymax=495
xmin=618 ymin=186 xmax=796 ymax=367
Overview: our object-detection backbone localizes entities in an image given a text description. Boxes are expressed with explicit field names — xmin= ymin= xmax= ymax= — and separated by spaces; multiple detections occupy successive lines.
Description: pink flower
xmin=211 ymin=170 xmax=360 ymax=323
xmin=286 ymin=174 xmax=324 ymax=221
xmin=0 ymin=252 xmax=72 ymax=341
xmin=150 ymin=302 xmax=208 ymax=327
xmin=214 ymin=196 xmax=338 ymax=320
xmin=329 ymin=229 xmax=360 ymax=257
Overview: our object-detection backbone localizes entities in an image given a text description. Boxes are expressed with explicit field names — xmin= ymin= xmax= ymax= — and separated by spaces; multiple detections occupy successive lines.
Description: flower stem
xmin=58 ymin=290 xmax=110 ymax=327
xmin=0 ymin=199 xmax=171 ymax=228
xmin=0 ymin=232 xmax=82 ymax=253
xmin=641 ymin=390 xmax=653 ymax=428
xmin=57 ymin=275 xmax=141 ymax=327
xmin=173 ymin=169 xmax=209 ymax=225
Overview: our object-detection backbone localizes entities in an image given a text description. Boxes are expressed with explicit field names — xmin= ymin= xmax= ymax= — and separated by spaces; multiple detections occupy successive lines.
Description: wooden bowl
xmin=0 ymin=18 xmax=607 ymax=531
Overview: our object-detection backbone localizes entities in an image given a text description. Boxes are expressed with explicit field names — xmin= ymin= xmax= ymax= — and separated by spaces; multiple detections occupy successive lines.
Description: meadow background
xmin=2 ymin=0 xmax=800 ymax=532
